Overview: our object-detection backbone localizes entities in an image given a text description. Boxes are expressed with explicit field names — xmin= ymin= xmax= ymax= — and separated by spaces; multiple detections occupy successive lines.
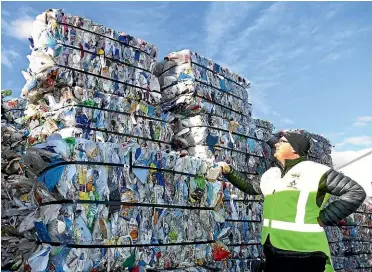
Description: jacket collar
xmin=276 ymin=156 xmax=308 ymax=177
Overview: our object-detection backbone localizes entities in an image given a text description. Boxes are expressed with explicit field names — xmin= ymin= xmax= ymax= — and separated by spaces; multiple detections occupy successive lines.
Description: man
xmin=217 ymin=130 xmax=366 ymax=272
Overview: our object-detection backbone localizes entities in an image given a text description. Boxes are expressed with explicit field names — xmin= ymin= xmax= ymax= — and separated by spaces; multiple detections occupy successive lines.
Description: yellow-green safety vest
xmin=260 ymin=161 xmax=334 ymax=272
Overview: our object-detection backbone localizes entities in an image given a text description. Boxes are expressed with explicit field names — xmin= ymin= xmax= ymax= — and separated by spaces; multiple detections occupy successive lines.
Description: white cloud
xmin=5 ymin=17 xmax=34 ymax=39
xmin=354 ymin=122 xmax=368 ymax=127
xmin=248 ymin=80 xmax=280 ymax=116
xmin=323 ymin=52 xmax=341 ymax=62
xmin=220 ymin=2 xmax=288 ymax=66
xmin=281 ymin=118 xmax=294 ymax=125
xmin=237 ymin=2 xmax=285 ymax=40
xmin=353 ymin=116 xmax=372 ymax=127
xmin=103 ymin=2 xmax=173 ymax=46
xmin=332 ymin=148 xmax=372 ymax=169
xmin=320 ymin=48 xmax=354 ymax=63
xmin=1 ymin=49 xmax=21 ymax=68
xmin=337 ymin=136 xmax=372 ymax=148
xmin=203 ymin=2 xmax=258 ymax=59
xmin=299 ymin=64 xmax=311 ymax=71
xmin=324 ymin=3 xmax=344 ymax=20
xmin=272 ymin=111 xmax=281 ymax=117
xmin=332 ymin=148 xmax=372 ymax=196
xmin=326 ymin=132 xmax=346 ymax=138
xmin=1 ymin=6 xmax=36 ymax=40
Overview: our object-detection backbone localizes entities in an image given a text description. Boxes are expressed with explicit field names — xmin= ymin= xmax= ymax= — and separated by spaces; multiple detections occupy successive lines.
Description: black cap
xmin=267 ymin=130 xmax=310 ymax=157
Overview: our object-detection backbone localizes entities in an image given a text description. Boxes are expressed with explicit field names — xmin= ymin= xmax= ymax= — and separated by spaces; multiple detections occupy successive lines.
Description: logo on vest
xmin=287 ymin=180 xmax=298 ymax=189
xmin=287 ymin=173 xmax=300 ymax=189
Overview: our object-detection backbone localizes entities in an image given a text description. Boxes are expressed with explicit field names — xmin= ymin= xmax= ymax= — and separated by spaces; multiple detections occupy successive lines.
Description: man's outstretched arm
xmin=220 ymin=163 xmax=262 ymax=195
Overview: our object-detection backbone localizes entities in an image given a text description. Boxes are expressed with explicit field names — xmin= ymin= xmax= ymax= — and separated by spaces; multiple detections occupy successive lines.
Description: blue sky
xmin=1 ymin=1 xmax=372 ymax=167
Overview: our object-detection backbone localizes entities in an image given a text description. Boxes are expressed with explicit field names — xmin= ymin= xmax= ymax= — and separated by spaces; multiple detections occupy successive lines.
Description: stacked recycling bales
xmin=155 ymin=49 xmax=274 ymax=270
xmin=22 ymin=137 xmax=224 ymax=271
xmin=325 ymin=197 xmax=372 ymax=271
xmin=155 ymin=49 xmax=273 ymax=173
xmin=19 ymin=9 xmax=228 ymax=271
xmin=216 ymin=119 xmax=272 ymax=271
xmin=1 ymin=94 xmax=27 ymax=122
xmin=21 ymin=9 xmax=172 ymax=148
xmin=308 ymin=132 xmax=333 ymax=167
xmin=1 ymin=94 xmax=40 ymax=271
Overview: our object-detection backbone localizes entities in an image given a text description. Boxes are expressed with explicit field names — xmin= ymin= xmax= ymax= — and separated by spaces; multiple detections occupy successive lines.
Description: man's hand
xmin=217 ymin=162 xmax=231 ymax=175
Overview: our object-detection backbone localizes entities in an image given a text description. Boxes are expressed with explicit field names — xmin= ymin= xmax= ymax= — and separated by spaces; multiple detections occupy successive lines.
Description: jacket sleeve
xmin=317 ymin=169 xmax=366 ymax=226
xmin=224 ymin=167 xmax=262 ymax=195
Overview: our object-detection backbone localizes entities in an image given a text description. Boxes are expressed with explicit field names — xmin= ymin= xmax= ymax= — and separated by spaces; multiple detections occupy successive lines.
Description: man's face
xmin=274 ymin=136 xmax=295 ymax=160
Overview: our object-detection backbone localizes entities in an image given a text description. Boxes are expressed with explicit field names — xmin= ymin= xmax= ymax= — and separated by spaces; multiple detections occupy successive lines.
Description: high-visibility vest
xmin=260 ymin=161 xmax=334 ymax=272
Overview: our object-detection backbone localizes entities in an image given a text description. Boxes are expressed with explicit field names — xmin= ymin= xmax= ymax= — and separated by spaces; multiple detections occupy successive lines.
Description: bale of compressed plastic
xmin=22 ymin=9 xmax=159 ymax=102
xmin=155 ymin=49 xmax=251 ymax=123
xmin=1 ymin=95 xmax=39 ymax=271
